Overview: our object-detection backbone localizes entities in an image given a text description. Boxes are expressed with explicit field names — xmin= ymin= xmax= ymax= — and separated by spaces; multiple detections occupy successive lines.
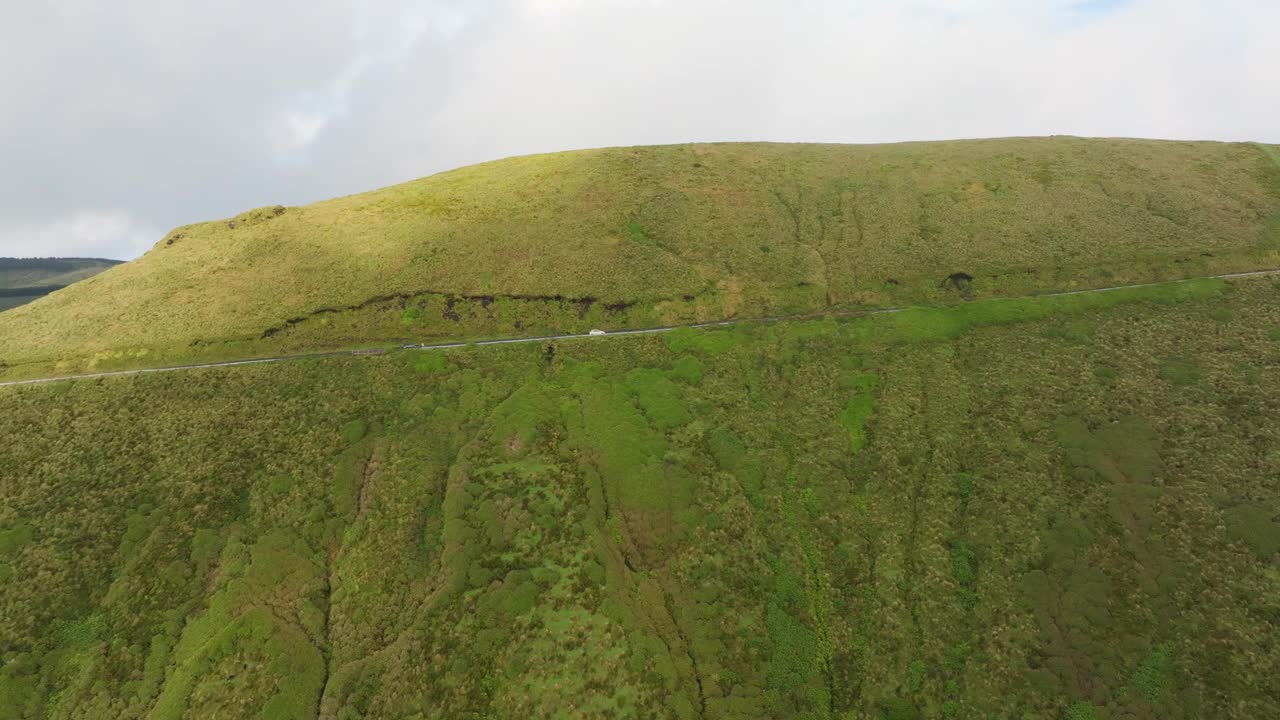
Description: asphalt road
xmin=2 ymin=268 xmax=1276 ymax=389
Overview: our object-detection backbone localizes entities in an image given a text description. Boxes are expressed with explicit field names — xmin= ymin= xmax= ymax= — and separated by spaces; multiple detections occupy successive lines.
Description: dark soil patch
xmin=443 ymin=297 xmax=461 ymax=322
xmin=941 ymin=272 xmax=974 ymax=292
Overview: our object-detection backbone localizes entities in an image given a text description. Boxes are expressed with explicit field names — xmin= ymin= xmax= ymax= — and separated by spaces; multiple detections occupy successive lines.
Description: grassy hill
xmin=1 ymin=274 xmax=1277 ymax=719
xmin=1 ymin=137 xmax=1278 ymax=378
xmin=0 ymin=258 xmax=122 ymax=312
xmin=1 ymin=137 xmax=1279 ymax=719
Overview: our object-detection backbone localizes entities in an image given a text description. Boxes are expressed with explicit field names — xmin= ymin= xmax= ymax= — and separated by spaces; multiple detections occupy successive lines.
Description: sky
xmin=0 ymin=0 xmax=1276 ymax=260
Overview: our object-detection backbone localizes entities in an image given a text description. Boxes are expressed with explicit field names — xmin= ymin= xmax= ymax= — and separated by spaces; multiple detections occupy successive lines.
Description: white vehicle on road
xmin=588 ymin=329 xmax=607 ymax=336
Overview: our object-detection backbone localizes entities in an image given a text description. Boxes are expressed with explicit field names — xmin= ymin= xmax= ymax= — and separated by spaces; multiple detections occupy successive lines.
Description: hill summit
xmin=1 ymin=137 xmax=1278 ymax=378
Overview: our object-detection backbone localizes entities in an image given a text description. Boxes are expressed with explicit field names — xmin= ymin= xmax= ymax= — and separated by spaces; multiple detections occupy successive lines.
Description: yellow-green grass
xmin=3 ymin=137 xmax=1279 ymax=378
xmin=2 ymin=275 xmax=1277 ymax=718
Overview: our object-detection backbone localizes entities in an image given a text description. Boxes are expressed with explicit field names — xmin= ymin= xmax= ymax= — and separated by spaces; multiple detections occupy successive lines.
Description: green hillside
xmin=2 ymin=274 xmax=1277 ymax=719
xmin=1 ymin=138 xmax=1279 ymax=379
xmin=2 ymin=137 xmax=1279 ymax=719
xmin=0 ymin=258 xmax=122 ymax=313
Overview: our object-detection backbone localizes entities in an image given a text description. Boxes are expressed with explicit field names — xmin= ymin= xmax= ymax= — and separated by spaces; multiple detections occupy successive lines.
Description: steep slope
xmin=1 ymin=138 xmax=1278 ymax=378
xmin=3 ymin=137 xmax=1280 ymax=719
xmin=0 ymin=258 xmax=122 ymax=312
xmin=2 ymin=274 xmax=1277 ymax=719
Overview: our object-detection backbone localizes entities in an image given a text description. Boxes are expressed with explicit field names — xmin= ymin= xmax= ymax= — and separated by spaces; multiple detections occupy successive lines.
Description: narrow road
xmin=2 ymin=268 xmax=1276 ymax=389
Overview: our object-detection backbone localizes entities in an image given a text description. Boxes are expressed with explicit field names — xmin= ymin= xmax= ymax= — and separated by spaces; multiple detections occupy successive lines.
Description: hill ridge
xmin=1 ymin=137 xmax=1278 ymax=380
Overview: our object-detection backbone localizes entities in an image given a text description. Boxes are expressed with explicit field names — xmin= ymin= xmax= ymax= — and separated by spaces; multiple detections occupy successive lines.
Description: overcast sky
xmin=1 ymin=0 xmax=1276 ymax=260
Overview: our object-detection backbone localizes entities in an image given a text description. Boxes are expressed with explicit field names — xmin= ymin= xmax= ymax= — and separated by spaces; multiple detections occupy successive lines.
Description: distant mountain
xmin=0 ymin=257 xmax=123 ymax=311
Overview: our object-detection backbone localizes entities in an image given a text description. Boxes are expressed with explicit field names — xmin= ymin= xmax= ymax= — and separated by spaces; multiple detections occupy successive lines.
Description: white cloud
xmin=0 ymin=0 xmax=1277 ymax=260
xmin=388 ymin=0 xmax=1278 ymax=169
xmin=271 ymin=3 xmax=458 ymax=154
xmin=517 ymin=0 xmax=592 ymax=18
xmin=284 ymin=110 xmax=331 ymax=148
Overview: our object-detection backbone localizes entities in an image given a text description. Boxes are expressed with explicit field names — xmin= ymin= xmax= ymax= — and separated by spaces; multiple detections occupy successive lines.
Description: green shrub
xmin=1130 ymin=644 xmax=1174 ymax=704
xmin=50 ymin=614 xmax=105 ymax=649
xmin=624 ymin=369 xmax=690 ymax=429
xmin=1093 ymin=365 xmax=1118 ymax=381
xmin=670 ymin=355 xmax=704 ymax=385
xmin=766 ymin=594 xmax=817 ymax=695
xmin=856 ymin=279 xmax=1227 ymax=350
xmin=1160 ymin=360 xmax=1201 ymax=386
xmin=268 ymin=475 xmax=293 ymax=495
xmin=707 ymin=428 xmax=762 ymax=502
xmin=333 ymin=451 xmax=360 ymax=516
xmin=341 ymin=419 xmax=368 ymax=443
xmin=1055 ymin=415 xmax=1162 ymax=484
xmin=839 ymin=372 xmax=879 ymax=453
xmin=0 ymin=672 xmax=38 ymax=720
xmin=666 ymin=327 xmax=741 ymax=356
xmin=877 ymin=696 xmax=922 ymax=720
xmin=950 ymin=541 xmax=978 ymax=586
xmin=905 ymin=659 xmax=927 ymax=692
xmin=0 ymin=524 xmax=33 ymax=556
xmin=1042 ymin=321 xmax=1092 ymax=343
xmin=1065 ymin=702 xmax=1099 ymax=720
xmin=413 ymin=352 xmax=449 ymax=374
xmin=626 ymin=222 xmax=652 ymax=245
xmin=1224 ymin=504 xmax=1280 ymax=558
xmin=1264 ymin=212 xmax=1280 ymax=248
xmin=401 ymin=306 xmax=421 ymax=325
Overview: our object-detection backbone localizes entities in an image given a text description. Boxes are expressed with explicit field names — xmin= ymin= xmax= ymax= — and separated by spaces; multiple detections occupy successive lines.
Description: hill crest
xmin=1 ymin=137 xmax=1278 ymax=378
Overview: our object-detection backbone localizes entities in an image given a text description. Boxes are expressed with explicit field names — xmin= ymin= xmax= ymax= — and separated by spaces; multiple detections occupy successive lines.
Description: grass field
xmin=2 ymin=138 xmax=1279 ymax=380
xmin=2 ymin=273 xmax=1276 ymax=719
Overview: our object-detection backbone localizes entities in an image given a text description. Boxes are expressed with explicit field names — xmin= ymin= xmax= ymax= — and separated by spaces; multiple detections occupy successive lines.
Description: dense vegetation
xmin=0 ymin=258 xmax=122 ymax=313
xmin=2 ymin=274 xmax=1276 ymax=719
xmin=2 ymin=138 xmax=1279 ymax=380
